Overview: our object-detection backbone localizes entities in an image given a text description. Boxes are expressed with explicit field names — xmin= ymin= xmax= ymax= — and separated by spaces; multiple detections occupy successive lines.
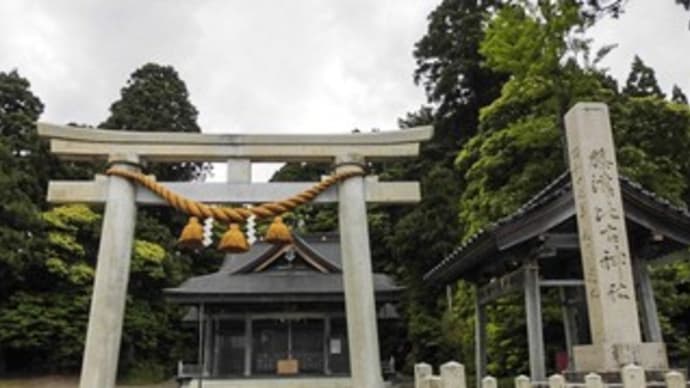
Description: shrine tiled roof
xmin=165 ymin=232 xmax=403 ymax=303
xmin=166 ymin=271 xmax=401 ymax=303
xmin=423 ymin=170 xmax=690 ymax=285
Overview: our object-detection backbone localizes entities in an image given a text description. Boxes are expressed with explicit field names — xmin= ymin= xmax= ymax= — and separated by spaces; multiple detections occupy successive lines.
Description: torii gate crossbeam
xmin=38 ymin=123 xmax=432 ymax=388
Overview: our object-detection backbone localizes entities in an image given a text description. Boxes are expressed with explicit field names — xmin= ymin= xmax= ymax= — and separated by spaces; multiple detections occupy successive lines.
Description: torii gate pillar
xmin=337 ymin=154 xmax=384 ymax=388
xmin=80 ymin=155 xmax=139 ymax=388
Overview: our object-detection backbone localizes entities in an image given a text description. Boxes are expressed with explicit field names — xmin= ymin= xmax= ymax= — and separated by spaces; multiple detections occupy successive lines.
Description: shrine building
xmin=166 ymin=232 xmax=403 ymax=386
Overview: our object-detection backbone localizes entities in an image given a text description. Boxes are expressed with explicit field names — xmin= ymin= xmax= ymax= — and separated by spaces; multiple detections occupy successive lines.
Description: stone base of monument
xmin=572 ymin=342 xmax=668 ymax=374
xmin=563 ymin=369 xmax=672 ymax=384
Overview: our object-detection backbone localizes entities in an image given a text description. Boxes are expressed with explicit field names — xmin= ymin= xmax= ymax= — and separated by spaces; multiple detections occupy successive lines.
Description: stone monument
xmin=565 ymin=103 xmax=667 ymax=372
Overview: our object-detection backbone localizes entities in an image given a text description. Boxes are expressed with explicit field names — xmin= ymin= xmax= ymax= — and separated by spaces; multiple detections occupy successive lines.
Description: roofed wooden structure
xmin=423 ymin=170 xmax=690 ymax=382
xmin=425 ymin=171 xmax=690 ymax=284
xmin=168 ymin=233 xmax=403 ymax=384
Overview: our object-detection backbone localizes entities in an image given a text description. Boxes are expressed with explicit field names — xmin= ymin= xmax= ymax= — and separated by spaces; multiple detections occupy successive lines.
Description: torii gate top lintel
xmin=38 ymin=123 xmax=432 ymax=206
xmin=37 ymin=123 xmax=433 ymax=163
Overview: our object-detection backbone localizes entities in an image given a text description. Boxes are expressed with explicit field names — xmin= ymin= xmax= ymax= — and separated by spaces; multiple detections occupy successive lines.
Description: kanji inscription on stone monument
xmin=567 ymin=117 xmax=639 ymax=345
xmin=566 ymin=102 xmax=667 ymax=372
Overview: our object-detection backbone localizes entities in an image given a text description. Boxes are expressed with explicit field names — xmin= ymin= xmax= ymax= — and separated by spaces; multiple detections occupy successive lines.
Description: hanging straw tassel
xmin=178 ymin=217 xmax=204 ymax=250
xmin=265 ymin=216 xmax=292 ymax=244
xmin=218 ymin=223 xmax=250 ymax=253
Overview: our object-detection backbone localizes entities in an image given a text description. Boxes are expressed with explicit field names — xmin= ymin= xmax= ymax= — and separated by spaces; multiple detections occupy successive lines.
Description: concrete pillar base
xmin=573 ymin=342 xmax=668 ymax=372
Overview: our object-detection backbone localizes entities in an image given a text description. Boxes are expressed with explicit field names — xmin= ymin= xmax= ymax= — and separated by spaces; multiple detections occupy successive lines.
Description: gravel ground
xmin=0 ymin=376 xmax=415 ymax=388
xmin=0 ymin=376 xmax=177 ymax=388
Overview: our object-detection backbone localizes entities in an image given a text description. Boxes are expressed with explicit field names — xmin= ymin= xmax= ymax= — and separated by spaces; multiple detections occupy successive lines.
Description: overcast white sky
xmin=0 ymin=1 xmax=688 ymax=181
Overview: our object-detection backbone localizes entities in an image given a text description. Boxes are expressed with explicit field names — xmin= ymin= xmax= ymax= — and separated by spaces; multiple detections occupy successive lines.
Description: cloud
xmin=0 ymin=0 xmax=438 ymax=180
xmin=187 ymin=0 xmax=437 ymax=134
xmin=0 ymin=1 xmax=203 ymax=124
xmin=588 ymin=1 xmax=690 ymax=96
xmin=2 ymin=0 xmax=687 ymax=182
xmin=0 ymin=0 xmax=436 ymax=133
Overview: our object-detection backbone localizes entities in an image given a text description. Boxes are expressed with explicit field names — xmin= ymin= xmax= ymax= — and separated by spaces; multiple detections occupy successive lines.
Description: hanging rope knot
xmin=105 ymin=166 xmax=365 ymax=252
xmin=178 ymin=216 xmax=204 ymax=250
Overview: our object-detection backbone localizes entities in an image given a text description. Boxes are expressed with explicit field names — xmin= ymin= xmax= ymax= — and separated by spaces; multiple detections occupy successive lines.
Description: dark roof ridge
xmin=292 ymin=233 xmax=342 ymax=272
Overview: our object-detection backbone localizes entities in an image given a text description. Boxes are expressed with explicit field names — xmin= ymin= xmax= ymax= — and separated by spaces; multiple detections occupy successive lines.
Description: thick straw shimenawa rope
xmin=105 ymin=167 xmax=364 ymax=222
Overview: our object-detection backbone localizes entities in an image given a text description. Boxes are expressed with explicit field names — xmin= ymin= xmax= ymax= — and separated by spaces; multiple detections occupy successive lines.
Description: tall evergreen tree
xmin=0 ymin=70 xmax=46 ymax=301
xmin=376 ymin=0 xmax=508 ymax=368
xmin=397 ymin=0 xmax=506 ymax=276
xmin=0 ymin=70 xmax=47 ymax=372
xmin=0 ymin=70 xmax=46 ymax=203
xmin=457 ymin=0 xmax=608 ymax=237
xmin=623 ymin=56 xmax=665 ymax=98
xmin=580 ymin=0 xmax=689 ymax=17
xmin=101 ymin=63 xmax=207 ymax=181
xmin=672 ymin=85 xmax=688 ymax=104
xmin=413 ymin=0 xmax=505 ymax=149
xmin=98 ymin=63 xmax=220 ymax=378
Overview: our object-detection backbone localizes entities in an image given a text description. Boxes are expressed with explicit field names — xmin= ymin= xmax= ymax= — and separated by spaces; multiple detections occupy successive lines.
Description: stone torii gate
xmin=38 ymin=123 xmax=433 ymax=388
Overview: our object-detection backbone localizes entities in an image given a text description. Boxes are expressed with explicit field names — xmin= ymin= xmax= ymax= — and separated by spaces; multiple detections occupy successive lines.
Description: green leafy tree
xmin=447 ymin=2 xmax=597 ymax=375
xmin=452 ymin=0 xmax=690 ymax=376
xmin=651 ymin=258 xmax=690 ymax=364
xmin=0 ymin=204 xmax=187 ymax=375
xmin=610 ymin=97 xmax=690 ymax=205
xmin=0 ymin=205 xmax=99 ymax=371
xmin=623 ymin=56 xmax=665 ymax=98
xmin=457 ymin=0 xmax=612 ymax=237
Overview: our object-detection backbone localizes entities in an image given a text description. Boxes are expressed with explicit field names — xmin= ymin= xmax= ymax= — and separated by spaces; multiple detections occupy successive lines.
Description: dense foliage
xmin=0 ymin=64 xmax=220 ymax=380
xmin=450 ymin=1 xmax=690 ymax=376
xmin=0 ymin=70 xmax=52 ymax=372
